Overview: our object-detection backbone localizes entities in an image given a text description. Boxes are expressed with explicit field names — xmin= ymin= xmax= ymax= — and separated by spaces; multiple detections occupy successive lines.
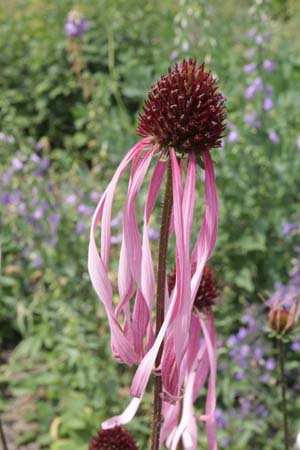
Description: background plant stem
xmin=278 ymin=338 xmax=289 ymax=450
xmin=150 ymin=161 xmax=173 ymax=450
xmin=0 ymin=419 xmax=9 ymax=450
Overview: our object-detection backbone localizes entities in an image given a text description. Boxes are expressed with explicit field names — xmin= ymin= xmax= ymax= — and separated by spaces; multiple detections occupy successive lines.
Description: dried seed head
xmin=268 ymin=308 xmax=295 ymax=334
xmin=89 ymin=426 xmax=139 ymax=450
xmin=137 ymin=59 xmax=226 ymax=154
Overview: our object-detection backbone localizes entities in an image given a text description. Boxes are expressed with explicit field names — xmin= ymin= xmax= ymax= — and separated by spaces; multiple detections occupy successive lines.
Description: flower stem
xmin=151 ymin=160 xmax=173 ymax=450
xmin=0 ymin=419 xmax=9 ymax=450
xmin=278 ymin=338 xmax=289 ymax=450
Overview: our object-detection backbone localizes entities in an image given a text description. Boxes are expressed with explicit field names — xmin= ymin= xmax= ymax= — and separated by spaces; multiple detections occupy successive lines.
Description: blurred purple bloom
xmin=281 ymin=223 xmax=294 ymax=235
xmin=76 ymin=221 xmax=86 ymax=234
xmin=18 ymin=203 xmax=26 ymax=214
xmin=110 ymin=234 xmax=122 ymax=245
xmin=234 ymin=371 xmax=245 ymax=380
xmin=260 ymin=373 xmax=270 ymax=384
xmin=254 ymin=347 xmax=264 ymax=360
xmin=296 ymin=136 xmax=300 ymax=151
xmin=77 ymin=204 xmax=93 ymax=216
xmin=247 ymin=28 xmax=256 ymax=39
xmin=265 ymin=358 xmax=276 ymax=371
xmin=33 ymin=207 xmax=44 ymax=220
xmin=263 ymin=97 xmax=273 ymax=112
xmin=244 ymin=112 xmax=261 ymax=128
xmin=228 ymin=335 xmax=238 ymax=346
xmin=11 ymin=158 xmax=23 ymax=170
xmin=256 ymin=404 xmax=268 ymax=417
xmin=66 ymin=193 xmax=77 ymax=205
xmin=263 ymin=59 xmax=276 ymax=72
xmin=0 ymin=132 xmax=15 ymax=144
xmin=41 ymin=158 xmax=50 ymax=169
xmin=30 ymin=153 xmax=41 ymax=164
xmin=90 ymin=191 xmax=101 ymax=202
xmin=240 ymin=344 xmax=250 ymax=358
xmin=169 ymin=50 xmax=178 ymax=61
xmin=148 ymin=227 xmax=159 ymax=240
xmin=237 ymin=327 xmax=248 ymax=341
xmin=246 ymin=47 xmax=255 ymax=59
xmin=216 ymin=409 xmax=227 ymax=429
xmin=244 ymin=62 xmax=256 ymax=74
xmin=291 ymin=341 xmax=300 ymax=352
xmin=244 ymin=77 xmax=263 ymax=99
xmin=255 ymin=35 xmax=263 ymax=45
xmin=268 ymin=131 xmax=280 ymax=144
xmin=32 ymin=255 xmax=43 ymax=268
xmin=222 ymin=437 xmax=231 ymax=448
xmin=1 ymin=193 xmax=11 ymax=205
xmin=65 ymin=10 xmax=90 ymax=38
xmin=111 ymin=212 xmax=123 ymax=228
xmin=182 ymin=41 xmax=189 ymax=52
xmin=265 ymin=84 xmax=273 ymax=96
xmin=227 ymin=129 xmax=239 ymax=143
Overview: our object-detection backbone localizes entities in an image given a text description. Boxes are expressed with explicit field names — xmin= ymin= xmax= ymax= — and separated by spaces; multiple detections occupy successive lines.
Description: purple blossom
xmin=244 ymin=78 xmax=263 ymax=99
xmin=268 ymin=131 xmax=280 ymax=144
xmin=1 ymin=193 xmax=11 ymax=205
xmin=244 ymin=62 xmax=256 ymax=74
xmin=255 ymin=35 xmax=263 ymax=45
xmin=77 ymin=204 xmax=93 ymax=216
xmin=148 ymin=227 xmax=159 ymax=240
xmin=30 ymin=153 xmax=41 ymax=164
xmin=237 ymin=327 xmax=248 ymax=341
xmin=244 ymin=112 xmax=261 ymax=128
xmin=256 ymin=404 xmax=268 ymax=417
xmin=216 ymin=409 xmax=227 ymax=429
xmin=246 ymin=47 xmax=255 ymax=59
xmin=76 ymin=221 xmax=86 ymax=234
xmin=32 ymin=207 xmax=44 ymax=220
xmin=222 ymin=437 xmax=231 ymax=448
xmin=169 ymin=50 xmax=178 ymax=61
xmin=65 ymin=10 xmax=90 ymax=38
xmin=260 ymin=373 xmax=270 ymax=384
xmin=0 ymin=132 xmax=14 ymax=144
xmin=32 ymin=255 xmax=43 ymax=268
xmin=234 ymin=371 xmax=245 ymax=380
xmin=263 ymin=97 xmax=273 ymax=112
xmin=254 ymin=347 xmax=264 ymax=360
xmin=247 ymin=28 xmax=256 ymax=39
xmin=264 ymin=84 xmax=273 ymax=96
xmin=41 ymin=158 xmax=50 ymax=170
xmin=66 ymin=194 xmax=77 ymax=205
xmin=281 ymin=223 xmax=294 ymax=235
xmin=90 ymin=191 xmax=101 ymax=202
xmin=296 ymin=136 xmax=300 ymax=151
xmin=11 ymin=158 xmax=23 ymax=171
xmin=227 ymin=129 xmax=239 ymax=143
xmin=291 ymin=341 xmax=300 ymax=352
xmin=181 ymin=41 xmax=189 ymax=52
xmin=265 ymin=358 xmax=276 ymax=371
xmin=110 ymin=233 xmax=122 ymax=245
xmin=263 ymin=59 xmax=276 ymax=72
xmin=111 ymin=212 xmax=123 ymax=228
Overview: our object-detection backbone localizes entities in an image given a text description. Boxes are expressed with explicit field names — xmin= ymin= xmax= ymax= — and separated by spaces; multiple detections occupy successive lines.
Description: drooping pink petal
xmin=102 ymin=397 xmax=142 ymax=429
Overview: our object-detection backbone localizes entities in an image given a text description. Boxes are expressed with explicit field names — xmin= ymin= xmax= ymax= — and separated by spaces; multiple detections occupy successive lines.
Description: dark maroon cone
xmin=168 ymin=265 xmax=218 ymax=311
xmin=89 ymin=426 xmax=139 ymax=450
xmin=137 ymin=58 xmax=226 ymax=154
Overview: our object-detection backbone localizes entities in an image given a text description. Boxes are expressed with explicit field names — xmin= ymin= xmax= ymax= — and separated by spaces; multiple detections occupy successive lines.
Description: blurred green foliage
xmin=1 ymin=0 xmax=300 ymax=449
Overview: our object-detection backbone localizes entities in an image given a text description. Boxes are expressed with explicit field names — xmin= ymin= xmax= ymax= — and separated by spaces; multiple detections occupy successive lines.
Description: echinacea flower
xmin=89 ymin=426 xmax=138 ymax=450
xmin=88 ymin=59 xmax=226 ymax=449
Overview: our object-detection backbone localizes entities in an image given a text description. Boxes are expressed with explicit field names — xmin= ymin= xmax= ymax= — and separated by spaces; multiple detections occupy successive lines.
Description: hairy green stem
xmin=150 ymin=161 xmax=173 ymax=450
xmin=278 ymin=338 xmax=289 ymax=450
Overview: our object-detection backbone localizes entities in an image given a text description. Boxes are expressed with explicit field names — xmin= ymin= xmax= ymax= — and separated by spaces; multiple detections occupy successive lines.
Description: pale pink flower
xmin=88 ymin=59 xmax=226 ymax=449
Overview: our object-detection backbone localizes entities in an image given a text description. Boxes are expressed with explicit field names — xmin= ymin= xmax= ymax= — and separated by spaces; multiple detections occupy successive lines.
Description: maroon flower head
xmin=89 ymin=426 xmax=139 ymax=450
xmin=137 ymin=58 xmax=226 ymax=154
xmin=168 ymin=265 xmax=218 ymax=311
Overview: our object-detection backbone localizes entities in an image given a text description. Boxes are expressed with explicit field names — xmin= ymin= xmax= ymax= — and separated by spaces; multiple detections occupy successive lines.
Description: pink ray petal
xmin=102 ymin=397 xmax=142 ymax=429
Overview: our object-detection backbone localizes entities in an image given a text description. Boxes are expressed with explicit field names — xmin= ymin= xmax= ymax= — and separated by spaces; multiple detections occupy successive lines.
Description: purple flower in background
xmin=247 ymin=28 xmax=256 ymax=39
xmin=291 ymin=341 xmax=300 ymax=352
xmin=148 ymin=227 xmax=159 ymax=240
xmin=244 ymin=62 xmax=256 ymax=74
xmin=254 ymin=347 xmax=264 ymax=360
xmin=76 ymin=221 xmax=86 ymax=234
xmin=234 ymin=371 xmax=245 ymax=380
xmin=90 ymin=191 xmax=101 ymax=202
xmin=265 ymin=84 xmax=273 ymax=96
xmin=265 ymin=358 xmax=276 ymax=371
xmin=65 ymin=9 xmax=90 ymax=38
xmin=281 ymin=223 xmax=294 ymax=235
xmin=244 ymin=77 xmax=263 ymax=99
xmin=263 ymin=97 xmax=273 ymax=112
xmin=1 ymin=193 xmax=11 ymax=205
xmin=30 ymin=153 xmax=41 ymax=164
xmin=268 ymin=131 xmax=280 ymax=144
xmin=66 ymin=193 xmax=77 ymax=205
xmin=0 ymin=132 xmax=15 ymax=144
xmin=169 ymin=50 xmax=178 ymax=61
xmin=296 ymin=136 xmax=300 ymax=151
xmin=228 ymin=129 xmax=239 ymax=143
xmin=256 ymin=405 xmax=268 ymax=417
xmin=182 ymin=41 xmax=189 ymax=52
xmin=11 ymin=158 xmax=23 ymax=171
xmin=32 ymin=255 xmax=43 ymax=268
xmin=244 ymin=112 xmax=261 ymax=128
xmin=110 ymin=233 xmax=122 ymax=245
xmin=77 ymin=204 xmax=93 ymax=216
xmin=255 ymin=35 xmax=263 ymax=45
xmin=111 ymin=212 xmax=123 ymax=228
xmin=246 ymin=47 xmax=255 ymax=58
xmin=263 ymin=59 xmax=276 ymax=72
